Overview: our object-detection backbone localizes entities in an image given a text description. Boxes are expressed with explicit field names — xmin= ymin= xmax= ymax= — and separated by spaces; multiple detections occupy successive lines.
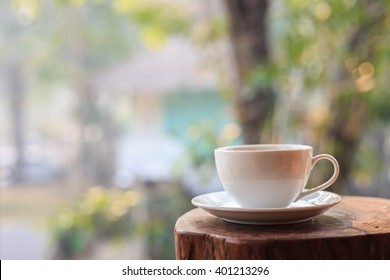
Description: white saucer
xmin=191 ymin=191 xmax=341 ymax=225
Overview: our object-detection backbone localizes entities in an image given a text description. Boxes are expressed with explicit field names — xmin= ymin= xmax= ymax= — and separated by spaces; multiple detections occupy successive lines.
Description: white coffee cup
xmin=214 ymin=144 xmax=339 ymax=208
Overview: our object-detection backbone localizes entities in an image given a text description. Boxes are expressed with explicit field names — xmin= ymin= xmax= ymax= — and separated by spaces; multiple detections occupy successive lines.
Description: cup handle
xmin=294 ymin=154 xmax=340 ymax=201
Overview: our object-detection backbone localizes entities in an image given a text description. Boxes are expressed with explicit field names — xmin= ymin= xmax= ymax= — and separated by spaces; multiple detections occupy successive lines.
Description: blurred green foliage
xmin=184 ymin=120 xmax=241 ymax=168
xmin=140 ymin=185 xmax=192 ymax=259
xmin=49 ymin=184 xmax=192 ymax=259
xmin=49 ymin=186 xmax=138 ymax=258
xmin=270 ymin=0 xmax=390 ymax=120
xmin=4 ymin=0 xmax=191 ymax=85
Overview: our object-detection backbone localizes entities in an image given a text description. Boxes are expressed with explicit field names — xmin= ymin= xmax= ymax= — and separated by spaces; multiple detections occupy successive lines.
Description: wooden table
xmin=174 ymin=196 xmax=390 ymax=259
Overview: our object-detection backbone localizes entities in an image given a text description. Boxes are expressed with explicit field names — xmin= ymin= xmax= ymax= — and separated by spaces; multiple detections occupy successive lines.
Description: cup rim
xmin=215 ymin=144 xmax=312 ymax=152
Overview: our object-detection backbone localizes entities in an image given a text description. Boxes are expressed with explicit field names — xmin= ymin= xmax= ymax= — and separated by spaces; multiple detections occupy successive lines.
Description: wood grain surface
xmin=174 ymin=196 xmax=390 ymax=259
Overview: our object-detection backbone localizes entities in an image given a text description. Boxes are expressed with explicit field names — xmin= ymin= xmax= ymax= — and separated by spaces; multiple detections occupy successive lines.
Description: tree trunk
xmin=175 ymin=197 xmax=390 ymax=259
xmin=68 ymin=11 xmax=116 ymax=188
xmin=75 ymin=81 xmax=116 ymax=187
xmin=224 ymin=0 xmax=275 ymax=144
xmin=7 ymin=61 xmax=26 ymax=183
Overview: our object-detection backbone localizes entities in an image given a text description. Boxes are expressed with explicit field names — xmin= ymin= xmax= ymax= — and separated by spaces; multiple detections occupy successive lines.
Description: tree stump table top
xmin=174 ymin=196 xmax=390 ymax=259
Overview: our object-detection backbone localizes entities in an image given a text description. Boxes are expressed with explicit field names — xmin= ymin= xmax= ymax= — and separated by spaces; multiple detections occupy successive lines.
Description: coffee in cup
xmin=214 ymin=144 xmax=339 ymax=208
